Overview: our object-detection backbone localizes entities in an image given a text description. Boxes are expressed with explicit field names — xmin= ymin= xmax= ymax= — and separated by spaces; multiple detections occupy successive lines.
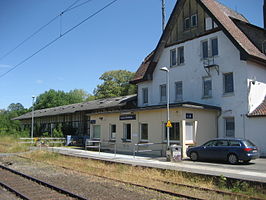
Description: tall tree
xmin=7 ymin=103 xmax=24 ymax=112
xmin=0 ymin=103 xmax=28 ymax=136
xmin=93 ymin=70 xmax=136 ymax=99
xmin=34 ymin=89 xmax=91 ymax=110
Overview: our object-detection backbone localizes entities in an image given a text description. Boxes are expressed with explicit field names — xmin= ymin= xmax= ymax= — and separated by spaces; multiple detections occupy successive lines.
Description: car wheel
xmin=228 ymin=154 xmax=238 ymax=164
xmin=190 ymin=152 xmax=198 ymax=161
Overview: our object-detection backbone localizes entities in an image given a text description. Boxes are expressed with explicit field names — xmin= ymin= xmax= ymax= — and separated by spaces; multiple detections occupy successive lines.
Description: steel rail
xmin=0 ymin=164 xmax=88 ymax=200
xmin=16 ymin=154 xmax=266 ymax=200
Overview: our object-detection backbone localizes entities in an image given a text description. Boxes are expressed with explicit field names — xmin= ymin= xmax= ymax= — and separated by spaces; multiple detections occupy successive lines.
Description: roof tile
xmin=248 ymin=97 xmax=266 ymax=117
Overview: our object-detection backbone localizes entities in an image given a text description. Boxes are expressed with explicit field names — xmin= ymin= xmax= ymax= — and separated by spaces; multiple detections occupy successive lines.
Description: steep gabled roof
xmin=248 ymin=97 xmax=266 ymax=117
xmin=130 ymin=51 xmax=155 ymax=84
xmin=131 ymin=0 xmax=266 ymax=84
xmin=200 ymin=0 xmax=266 ymax=61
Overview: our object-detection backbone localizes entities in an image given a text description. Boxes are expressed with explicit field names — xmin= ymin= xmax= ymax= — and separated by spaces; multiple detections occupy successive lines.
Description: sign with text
xmin=119 ymin=114 xmax=136 ymax=120
xmin=186 ymin=113 xmax=193 ymax=119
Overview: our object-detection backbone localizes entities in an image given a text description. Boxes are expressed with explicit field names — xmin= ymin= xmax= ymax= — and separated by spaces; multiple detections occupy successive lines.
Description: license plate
xmin=253 ymin=150 xmax=257 ymax=153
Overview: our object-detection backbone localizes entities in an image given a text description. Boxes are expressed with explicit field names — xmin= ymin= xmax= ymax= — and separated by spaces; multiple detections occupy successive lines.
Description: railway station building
xmin=15 ymin=0 xmax=266 ymax=157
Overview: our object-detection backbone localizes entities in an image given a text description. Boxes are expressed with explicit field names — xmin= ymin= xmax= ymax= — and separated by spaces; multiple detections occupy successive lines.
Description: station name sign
xmin=186 ymin=113 xmax=193 ymax=119
xmin=119 ymin=114 xmax=136 ymax=120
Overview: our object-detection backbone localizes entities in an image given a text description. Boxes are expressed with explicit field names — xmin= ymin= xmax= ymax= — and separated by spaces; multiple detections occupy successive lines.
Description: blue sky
xmin=0 ymin=0 xmax=264 ymax=109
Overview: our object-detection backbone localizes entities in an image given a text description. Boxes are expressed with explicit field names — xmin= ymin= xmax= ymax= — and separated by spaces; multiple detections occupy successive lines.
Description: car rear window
xmin=242 ymin=140 xmax=255 ymax=147
xmin=229 ymin=140 xmax=241 ymax=147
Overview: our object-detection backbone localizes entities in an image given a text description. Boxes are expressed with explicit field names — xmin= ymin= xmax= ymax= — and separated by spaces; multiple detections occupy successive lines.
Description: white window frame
xmin=140 ymin=123 xmax=148 ymax=142
xmin=109 ymin=124 xmax=116 ymax=141
xmin=205 ymin=15 xmax=213 ymax=31
xmin=202 ymin=76 xmax=212 ymax=98
xmin=224 ymin=117 xmax=235 ymax=138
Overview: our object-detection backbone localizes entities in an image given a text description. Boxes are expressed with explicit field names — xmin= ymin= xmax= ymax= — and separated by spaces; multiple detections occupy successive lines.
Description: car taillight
xmin=244 ymin=148 xmax=252 ymax=152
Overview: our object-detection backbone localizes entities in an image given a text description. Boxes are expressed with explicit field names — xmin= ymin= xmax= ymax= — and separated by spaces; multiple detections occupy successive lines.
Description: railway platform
xmin=48 ymin=147 xmax=266 ymax=184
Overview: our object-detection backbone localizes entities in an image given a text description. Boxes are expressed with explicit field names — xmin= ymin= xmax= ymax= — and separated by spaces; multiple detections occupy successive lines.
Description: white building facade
xmin=132 ymin=0 xmax=266 ymax=156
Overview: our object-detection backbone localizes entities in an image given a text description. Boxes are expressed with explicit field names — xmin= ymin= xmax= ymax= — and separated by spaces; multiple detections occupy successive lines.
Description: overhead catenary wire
xmin=65 ymin=0 xmax=94 ymax=13
xmin=0 ymin=0 xmax=119 ymax=79
xmin=0 ymin=0 xmax=83 ymax=61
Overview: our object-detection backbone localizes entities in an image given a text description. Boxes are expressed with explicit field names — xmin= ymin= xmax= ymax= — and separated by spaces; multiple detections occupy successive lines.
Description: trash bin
xmin=166 ymin=144 xmax=182 ymax=162
xmin=66 ymin=135 xmax=72 ymax=146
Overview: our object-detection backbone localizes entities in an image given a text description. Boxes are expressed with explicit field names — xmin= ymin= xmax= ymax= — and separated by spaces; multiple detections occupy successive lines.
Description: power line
xmin=0 ymin=0 xmax=119 ymax=79
xmin=65 ymin=0 xmax=93 ymax=13
xmin=0 ymin=0 xmax=85 ymax=61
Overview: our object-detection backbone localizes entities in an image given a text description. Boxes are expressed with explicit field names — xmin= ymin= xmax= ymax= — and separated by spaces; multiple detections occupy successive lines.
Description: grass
xmin=0 ymin=136 xmax=29 ymax=153
xmin=21 ymin=150 xmax=266 ymax=200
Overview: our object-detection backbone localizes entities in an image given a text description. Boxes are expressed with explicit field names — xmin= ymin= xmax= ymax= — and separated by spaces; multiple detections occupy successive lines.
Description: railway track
xmin=0 ymin=164 xmax=87 ymax=200
xmin=11 ymin=155 xmax=266 ymax=200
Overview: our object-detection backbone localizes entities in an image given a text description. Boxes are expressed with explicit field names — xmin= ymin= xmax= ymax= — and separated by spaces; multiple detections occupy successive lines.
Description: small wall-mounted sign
xmin=119 ymin=114 xmax=136 ymax=120
xmin=186 ymin=113 xmax=193 ymax=119
xmin=90 ymin=120 xmax=96 ymax=124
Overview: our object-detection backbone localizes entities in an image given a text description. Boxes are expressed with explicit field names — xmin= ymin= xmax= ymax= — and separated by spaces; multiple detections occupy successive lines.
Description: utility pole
xmin=162 ymin=0 xmax=166 ymax=32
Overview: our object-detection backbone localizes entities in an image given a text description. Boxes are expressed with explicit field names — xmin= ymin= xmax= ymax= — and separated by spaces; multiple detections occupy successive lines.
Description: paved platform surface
xmin=48 ymin=147 xmax=266 ymax=183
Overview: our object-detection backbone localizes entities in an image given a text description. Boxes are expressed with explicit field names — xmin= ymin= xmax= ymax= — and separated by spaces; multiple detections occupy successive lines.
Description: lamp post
xmin=160 ymin=67 xmax=170 ymax=147
xmin=31 ymin=96 xmax=35 ymax=143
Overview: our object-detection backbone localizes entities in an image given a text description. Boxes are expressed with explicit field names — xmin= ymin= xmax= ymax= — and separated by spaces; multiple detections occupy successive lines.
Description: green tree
xmin=93 ymin=70 xmax=136 ymax=99
xmin=0 ymin=103 xmax=28 ymax=136
xmin=7 ymin=103 xmax=24 ymax=112
xmin=34 ymin=89 xmax=91 ymax=110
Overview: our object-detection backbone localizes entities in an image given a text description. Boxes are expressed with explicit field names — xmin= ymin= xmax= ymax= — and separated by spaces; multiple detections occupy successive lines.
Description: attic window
xmin=205 ymin=14 xmax=218 ymax=31
xmin=184 ymin=17 xmax=190 ymax=30
xmin=191 ymin=14 xmax=198 ymax=27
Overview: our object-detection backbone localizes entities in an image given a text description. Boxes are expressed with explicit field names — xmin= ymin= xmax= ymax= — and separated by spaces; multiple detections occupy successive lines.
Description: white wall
xmin=246 ymin=61 xmax=266 ymax=113
xmin=245 ymin=117 xmax=266 ymax=156
xmin=138 ymin=31 xmax=251 ymax=138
